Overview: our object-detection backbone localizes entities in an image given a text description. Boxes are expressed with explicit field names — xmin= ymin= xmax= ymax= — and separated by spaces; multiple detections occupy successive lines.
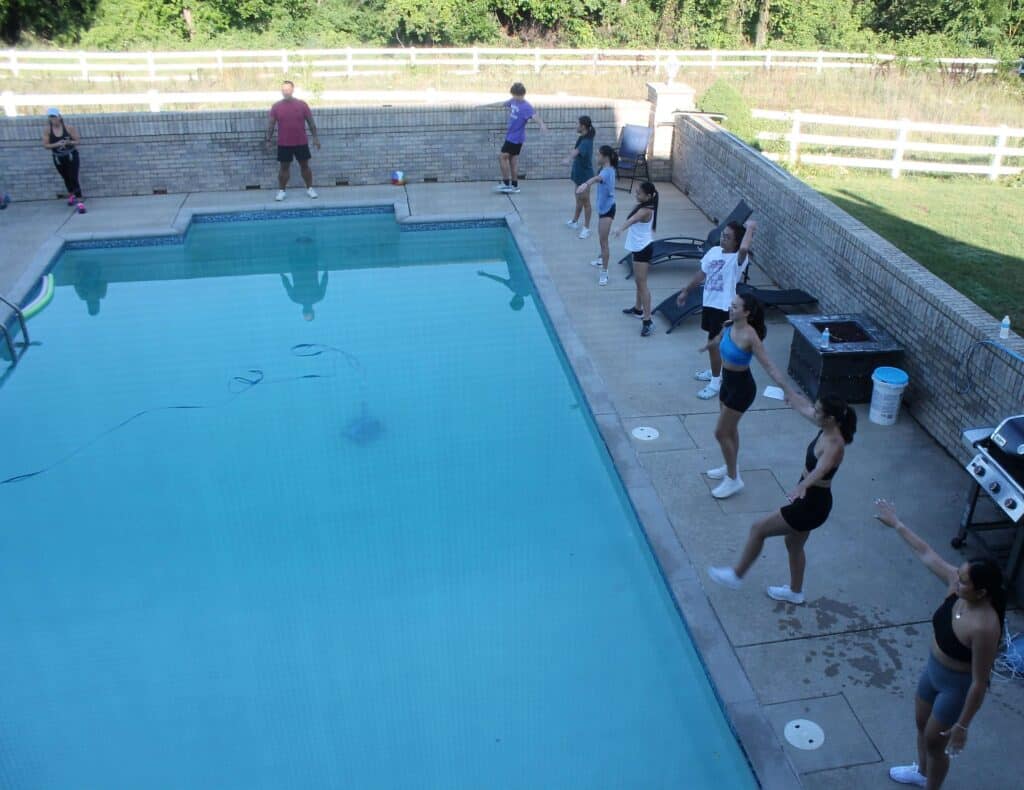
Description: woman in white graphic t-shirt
xmin=678 ymin=219 xmax=756 ymax=399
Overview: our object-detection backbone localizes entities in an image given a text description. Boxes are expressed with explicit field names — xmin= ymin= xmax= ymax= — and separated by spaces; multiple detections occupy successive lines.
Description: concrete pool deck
xmin=2 ymin=181 xmax=1021 ymax=789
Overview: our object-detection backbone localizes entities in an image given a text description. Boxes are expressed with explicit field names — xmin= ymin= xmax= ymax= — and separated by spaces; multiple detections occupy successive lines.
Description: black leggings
xmin=53 ymin=151 xmax=82 ymax=198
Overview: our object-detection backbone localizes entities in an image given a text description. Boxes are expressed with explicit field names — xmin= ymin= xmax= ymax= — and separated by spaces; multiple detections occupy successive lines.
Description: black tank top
xmin=932 ymin=594 xmax=972 ymax=662
xmin=49 ymin=122 xmax=71 ymax=146
xmin=805 ymin=431 xmax=838 ymax=481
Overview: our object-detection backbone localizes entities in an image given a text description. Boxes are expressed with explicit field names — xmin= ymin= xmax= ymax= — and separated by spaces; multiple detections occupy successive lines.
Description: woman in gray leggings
xmin=874 ymin=500 xmax=1004 ymax=789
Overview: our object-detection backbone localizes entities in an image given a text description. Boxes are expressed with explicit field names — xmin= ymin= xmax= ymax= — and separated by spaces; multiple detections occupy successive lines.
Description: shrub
xmin=698 ymin=79 xmax=759 ymax=148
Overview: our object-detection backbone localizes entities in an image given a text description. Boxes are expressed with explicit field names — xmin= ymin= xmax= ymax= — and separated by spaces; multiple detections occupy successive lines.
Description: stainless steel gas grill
xmin=956 ymin=416 xmax=1024 ymax=583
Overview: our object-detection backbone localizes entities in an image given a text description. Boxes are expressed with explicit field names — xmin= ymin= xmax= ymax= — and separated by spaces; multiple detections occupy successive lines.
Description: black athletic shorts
xmin=719 ymin=368 xmax=756 ymax=413
xmin=631 ymin=243 xmax=654 ymax=263
xmin=599 ymin=205 xmax=616 ymax=219
xmin=780 ymin=484 xmax=833 ymax=532
xmin=501 ymin=140 xmax=523 ymax=156
xmin=278 ymin=144 xmax=312 ymax=163
xmin=700 ymin=306 xmax=729 ymax=338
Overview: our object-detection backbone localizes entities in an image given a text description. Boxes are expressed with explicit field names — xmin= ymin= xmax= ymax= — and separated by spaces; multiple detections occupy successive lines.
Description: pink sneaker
xmin=76 ymin=202 xmax=87 ymax=214
xmin=67 ymin=194 xmax=76 ymax=206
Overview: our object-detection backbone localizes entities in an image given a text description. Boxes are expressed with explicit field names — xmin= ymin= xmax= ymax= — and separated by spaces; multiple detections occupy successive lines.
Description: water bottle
xmin=1000 ymin=316 xmax=1011 ymax=339
xmin=820 ymin=326 xmax=830 ymax=349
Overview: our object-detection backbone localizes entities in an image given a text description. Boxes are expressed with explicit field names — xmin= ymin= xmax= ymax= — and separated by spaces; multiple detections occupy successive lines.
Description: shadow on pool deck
xmin=2 ymin=181 xmax=1020 ymax=790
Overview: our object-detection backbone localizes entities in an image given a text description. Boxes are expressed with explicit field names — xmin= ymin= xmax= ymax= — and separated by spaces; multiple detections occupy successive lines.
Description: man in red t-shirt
xmin=264 ymin=80 xmax=320 ymax=201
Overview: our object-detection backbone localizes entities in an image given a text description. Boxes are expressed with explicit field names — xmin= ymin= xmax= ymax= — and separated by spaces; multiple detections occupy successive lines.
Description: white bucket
xmin=869 ymin=366 xmax=909 ymax=426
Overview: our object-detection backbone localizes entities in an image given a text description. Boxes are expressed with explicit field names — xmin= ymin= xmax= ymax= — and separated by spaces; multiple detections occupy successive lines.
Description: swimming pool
xmin=1 ymin=208 xmax=756 ymax=789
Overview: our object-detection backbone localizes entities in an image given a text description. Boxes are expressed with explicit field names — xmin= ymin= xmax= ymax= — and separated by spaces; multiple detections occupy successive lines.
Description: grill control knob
xmin=1006 ymin=499 xmax=1018 ymax=511
xmin=989 ymin=481 xmax=1002 ymax=494
xmin=972 ymin=464 xmax=985 ymax=477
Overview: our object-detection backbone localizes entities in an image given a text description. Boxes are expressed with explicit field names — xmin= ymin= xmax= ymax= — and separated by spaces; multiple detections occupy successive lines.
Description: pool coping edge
xmin=504 ymin=212 xmax=802 ymax=790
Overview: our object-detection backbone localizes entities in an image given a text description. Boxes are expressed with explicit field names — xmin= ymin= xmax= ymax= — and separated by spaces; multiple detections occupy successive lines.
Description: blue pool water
xmin=1 ymin=210 xmax=756 ymax=789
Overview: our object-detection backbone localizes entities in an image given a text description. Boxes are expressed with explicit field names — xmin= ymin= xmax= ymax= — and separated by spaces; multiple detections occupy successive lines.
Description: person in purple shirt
xmin=483 ymin=82 xmax=547 ymax=194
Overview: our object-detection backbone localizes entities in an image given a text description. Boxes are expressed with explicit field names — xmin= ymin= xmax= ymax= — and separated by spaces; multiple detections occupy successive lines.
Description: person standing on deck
xmin=484 ymin=82 xmax=548 ymax=194
xmin=42 ymin=108 xmax=84 ymax=209
xmin=265 ymin=81 xmax=320 ymax=202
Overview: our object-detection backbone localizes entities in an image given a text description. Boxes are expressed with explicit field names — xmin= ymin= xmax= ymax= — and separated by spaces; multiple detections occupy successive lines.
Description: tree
xmin=754 ymin=0 xmax=769 ymax=48
xmin=0 ymin=0 xmax=100 ymax=44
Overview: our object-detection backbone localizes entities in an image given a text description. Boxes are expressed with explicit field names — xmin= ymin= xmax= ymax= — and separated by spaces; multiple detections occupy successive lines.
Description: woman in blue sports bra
xmin=699 ymin=291 xmax=790 ymax=499
xmin=874 ymin=501 xmax=1004 ymax=790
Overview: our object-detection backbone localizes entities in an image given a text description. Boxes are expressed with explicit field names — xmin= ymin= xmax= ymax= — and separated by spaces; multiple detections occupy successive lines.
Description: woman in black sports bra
xmin=708 ymin=391 xmax=855 ymax=605
xmin=41 ymin=108 xmax=83 ymax=206
xmin=874 ymin=500 xmax=1004 ymax=789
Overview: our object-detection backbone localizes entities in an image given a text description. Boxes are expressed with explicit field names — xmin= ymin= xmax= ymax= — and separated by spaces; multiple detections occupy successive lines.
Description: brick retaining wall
xmin=0 ymin=100 xmax=661 ymax=201
xmin=673 ymin=114 xmax=1024 ymax=460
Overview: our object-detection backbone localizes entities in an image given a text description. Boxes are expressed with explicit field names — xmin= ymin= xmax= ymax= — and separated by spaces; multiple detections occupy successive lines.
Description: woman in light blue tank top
xmin=576 ymin=145 xmax=618 ymax=286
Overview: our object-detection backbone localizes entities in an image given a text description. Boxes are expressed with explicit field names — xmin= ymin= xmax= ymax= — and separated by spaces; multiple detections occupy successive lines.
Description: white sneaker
xmin=888 ymin=764 xmax=927 ymax=787
xmin=565 ymin=219 xmax=579 ymax=228
xmin=306 ymin=187 xmax=318 ymax=199
xmin=712 ymin=476 xmax=744 ymax=499
xmin=578 ymin=227 xmax=592 ymax=239
xmin=697 ymin=384 xmax=720 ymax=400
xmin=766 ymin=585 xmax=806 ymax=605
xmin=706 ymin=465 xmax=728 ymax=480
xmin=708 ymin=566 xmax=743 ymax=590
xmin=275 ymin=190 xmax=286 ymax=201
xmin=694 ymin=369 xmax=713 ymax=382
xmin=598 ymin=272 xmax=609 ymax=286
xmin=590 ymin=257 xmax=604 ymax=267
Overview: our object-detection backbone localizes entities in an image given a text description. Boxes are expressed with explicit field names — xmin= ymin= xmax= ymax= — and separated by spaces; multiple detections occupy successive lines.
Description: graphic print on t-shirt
xmin=700 ymin=246 xmax=746 ymax=312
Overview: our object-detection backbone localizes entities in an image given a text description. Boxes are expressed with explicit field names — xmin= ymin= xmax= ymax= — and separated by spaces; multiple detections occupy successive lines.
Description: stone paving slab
xmin=3 ymin=180 xmax=1021 ymax=790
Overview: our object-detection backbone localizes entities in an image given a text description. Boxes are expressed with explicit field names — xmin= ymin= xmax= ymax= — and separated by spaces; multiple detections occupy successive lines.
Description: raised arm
xmin=748 ymin=332 xmax=789 ymax=389
xmin=874 ymin=500 xmax=959 ymax=586
xmin=699 ymin=327 xmax=725 ymax=353
xmin=613 ymin=207 xmax=653 ymax=237
xmin=737 ymin=219 xmax=756 ymax=266
xmin=575 ymin=172 xmax=602 ymax=194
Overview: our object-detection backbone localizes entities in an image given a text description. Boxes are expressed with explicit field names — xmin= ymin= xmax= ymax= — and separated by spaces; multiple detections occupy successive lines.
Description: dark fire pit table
xmin=786 ymin=313 xmax=904 ymax=403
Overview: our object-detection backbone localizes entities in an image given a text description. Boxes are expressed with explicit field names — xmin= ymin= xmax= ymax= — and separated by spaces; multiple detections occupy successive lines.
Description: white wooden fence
xmin=0 ymin=47 xmax=1008 ymax=83
xmin=753 ymin=109 xmax=1024 ymax=180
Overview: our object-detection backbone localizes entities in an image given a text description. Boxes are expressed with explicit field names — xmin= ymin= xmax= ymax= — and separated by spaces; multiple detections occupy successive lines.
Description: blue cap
xmin=46 ymin=107 xmax=61 ymax=117
xmin=873 ymin=366 xmax=909 ymax=386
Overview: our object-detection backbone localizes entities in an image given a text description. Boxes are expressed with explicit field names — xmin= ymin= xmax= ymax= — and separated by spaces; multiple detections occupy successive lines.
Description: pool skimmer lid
xmin=631 ymin=426 xmax=659 ymax=441
xmin=784 ymin=718 xmax=825 ymax=750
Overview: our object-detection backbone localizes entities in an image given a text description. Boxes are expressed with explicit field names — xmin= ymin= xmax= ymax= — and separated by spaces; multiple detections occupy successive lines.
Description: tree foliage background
xmin=1 ymin=0 xmax=1021 ymax=57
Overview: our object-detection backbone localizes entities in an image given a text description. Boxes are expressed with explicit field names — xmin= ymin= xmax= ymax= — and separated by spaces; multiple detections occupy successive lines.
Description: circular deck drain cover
xmin=631 ymin=426 xmax=660 ymax=441
xmin=784 ymin=719 xmax=825 ymax=750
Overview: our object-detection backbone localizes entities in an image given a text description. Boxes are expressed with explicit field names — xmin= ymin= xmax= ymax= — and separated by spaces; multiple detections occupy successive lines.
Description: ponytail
xmin=820 ymin=397 xmax=857 ymax=444
xmin=599 ymin=145 xmax=618 ymax=168
xmin=627 ymin=181 xmax=659 ymax=231
xmin=739 ymin=292 xmax=766 ymax=340
xmin=578 ymin=115 xmax=596 ymax=139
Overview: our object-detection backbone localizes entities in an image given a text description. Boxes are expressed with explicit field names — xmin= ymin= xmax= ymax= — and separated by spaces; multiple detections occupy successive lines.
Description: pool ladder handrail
xmin=0 ymin=294 xmax=30 ymax=366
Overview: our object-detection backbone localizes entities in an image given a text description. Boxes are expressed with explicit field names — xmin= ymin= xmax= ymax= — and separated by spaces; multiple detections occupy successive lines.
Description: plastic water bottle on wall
xmin=1000 ymin=316 xmax=1011 ymax=339
xmin=820 ymin=327 xmax=830 ymax=349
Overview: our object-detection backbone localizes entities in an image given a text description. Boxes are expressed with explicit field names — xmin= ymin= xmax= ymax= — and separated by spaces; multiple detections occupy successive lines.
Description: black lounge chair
xmin=653 ymin=272 xmax=818 ymax=334
xmin=653 ymin=285 xmax=704 ymax=334
xmin=614 ymin=124 xmax=652 ymax=193
xmin=619 ymin=199 xmax=753 ymax=279
xmin=737 ymin=281 xmax=817 ymax=309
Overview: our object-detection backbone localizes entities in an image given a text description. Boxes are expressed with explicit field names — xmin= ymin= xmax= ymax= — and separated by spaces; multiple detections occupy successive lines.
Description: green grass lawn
xmin=804 ymin=173 xmax=1024 ymax=328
